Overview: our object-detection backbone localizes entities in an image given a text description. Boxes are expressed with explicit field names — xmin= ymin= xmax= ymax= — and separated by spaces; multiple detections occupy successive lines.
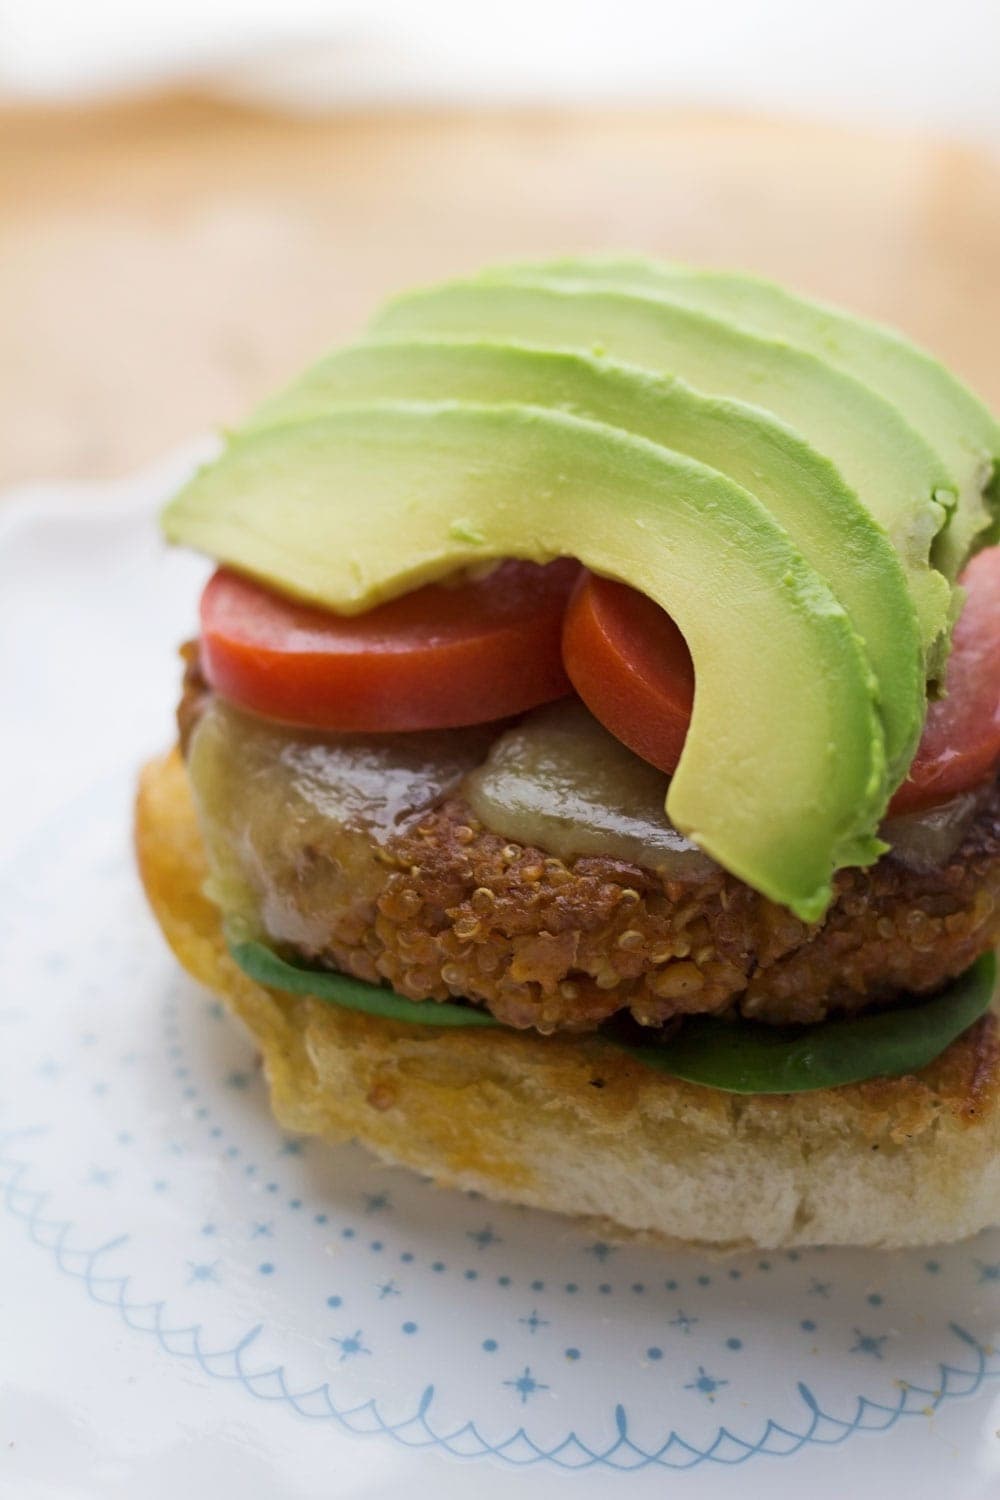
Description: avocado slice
xmin=486 ymin=256 xmax=1000 ymax=576
xmin=369 ymin=280 xmax=955 ymax=672
xmin=163 ymin=401 xmax=886 ymax=921
xmin=250 ymin=338 xmax=922 ymax=785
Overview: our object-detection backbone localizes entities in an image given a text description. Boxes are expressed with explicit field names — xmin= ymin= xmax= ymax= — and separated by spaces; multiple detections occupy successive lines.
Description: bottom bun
xmin=136 ymin=749 xmax=1000 ymax=1251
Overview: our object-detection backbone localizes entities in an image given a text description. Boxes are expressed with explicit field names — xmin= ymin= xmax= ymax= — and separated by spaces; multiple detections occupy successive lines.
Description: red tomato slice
xmin=888 ymin=545 xmax=1000 ymax=813
xmin=200 ymin=560 xmax=579 ymax=732
xmin=563 ymin=549 xmax=1000 ymax=814
xmin=561 ymin=571 xmax=695 ymax=776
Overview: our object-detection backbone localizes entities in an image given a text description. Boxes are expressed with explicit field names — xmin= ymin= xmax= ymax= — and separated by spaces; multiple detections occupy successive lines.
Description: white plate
xmin=2 ymin=454 xmax=1000 ymax=1500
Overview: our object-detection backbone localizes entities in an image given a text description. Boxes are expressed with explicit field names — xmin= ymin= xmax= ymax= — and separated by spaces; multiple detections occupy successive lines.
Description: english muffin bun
xmin=137 ymin=750 xmax=1000 ymax=1252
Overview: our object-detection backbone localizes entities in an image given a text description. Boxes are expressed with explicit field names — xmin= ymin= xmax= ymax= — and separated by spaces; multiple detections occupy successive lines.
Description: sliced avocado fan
xmin=486 ymin=256 xmax=1000 ymax=576
xmin=163 ymin=402 xmax=886 ymax=921
xmin=369 ymin=279 xmax=956 ymax=675
xmin=248 ymin=338 xmax=922 ymax=787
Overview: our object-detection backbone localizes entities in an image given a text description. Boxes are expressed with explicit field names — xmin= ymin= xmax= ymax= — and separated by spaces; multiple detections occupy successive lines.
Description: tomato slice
xmin=200 ymin=560 xmax=579 ymax=732
xmin=888 ymin=545 xmax=1000 ymax=813
xmin=563 ymin=549 xmax=1000 ymax=813
xmin=561 ymin=571 xmax=695 ymax=776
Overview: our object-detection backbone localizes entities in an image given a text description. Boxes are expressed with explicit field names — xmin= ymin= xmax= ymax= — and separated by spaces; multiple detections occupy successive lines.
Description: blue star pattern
xmin=684 ymin=1367 xmax=729 ymax=1401
xmin=587 ymin=1241 xmax=616 ymax=1262
xmin=975 ymin=1261 xmax=1000 ymax=1284
xmin=850 ymin=1330 xmax=888 ymax=1359
xmin=519 ymin=1309 xmax=550 ymax=1334
xmin=467 ymin=1224 xmax=502 ymax=1250
xmin=187 ymin=1261 xmax=220 ymax=1284
xmin=503 ymin=1367 xmax=550 ymax=1404
xmin=363 ymin=1192 xmax=391 ymax=1213
xmin=330 ymin=1329 xmax=371 ymax=1362
xmin=376 ymin=1279 xmax=400 ymax=1300
xmin=809 ymin=1279 xmax=832 ymax=1297
xmin=670 ymin=1311 xmax=698 ymax=1334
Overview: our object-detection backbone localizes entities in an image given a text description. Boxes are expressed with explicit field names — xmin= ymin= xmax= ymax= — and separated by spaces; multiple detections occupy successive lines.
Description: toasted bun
xmin=136 ymin=749 xmax=1000 ymax=1250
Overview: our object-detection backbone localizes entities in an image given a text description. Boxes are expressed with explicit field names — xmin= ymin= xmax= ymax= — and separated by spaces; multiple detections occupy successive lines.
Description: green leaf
xmin=227 ymin=935 xmax=502 ymax=1029
xmin=615 ymin=951 xmax=997 ymax=1093
xmin=227 ymin=930 xmax=996 ymax=1094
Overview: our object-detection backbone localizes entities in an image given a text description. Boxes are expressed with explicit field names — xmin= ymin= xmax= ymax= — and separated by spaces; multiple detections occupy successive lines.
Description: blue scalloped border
xmin=3 ymin=1127 xmax=998 ymax=1472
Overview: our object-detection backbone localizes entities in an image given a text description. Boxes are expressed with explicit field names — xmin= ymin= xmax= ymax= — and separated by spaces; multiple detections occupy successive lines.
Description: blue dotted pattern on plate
xmin=1 ymin=781 xmax=999 ymax=1472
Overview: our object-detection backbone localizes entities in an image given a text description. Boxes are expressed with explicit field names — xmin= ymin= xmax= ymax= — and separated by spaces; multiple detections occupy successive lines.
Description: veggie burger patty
xmin=179 ymin=655 xmax=1000 ymax=1035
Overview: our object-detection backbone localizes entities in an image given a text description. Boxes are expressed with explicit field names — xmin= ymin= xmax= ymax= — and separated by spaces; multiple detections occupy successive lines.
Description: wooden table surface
xmin=2 ymin=96 xmax=999 ymax=490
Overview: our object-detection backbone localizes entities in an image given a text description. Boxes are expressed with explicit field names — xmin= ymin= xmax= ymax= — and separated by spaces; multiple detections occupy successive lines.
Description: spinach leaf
xmin=616 ymin=952 xmax=996 ymax=1093
xmin=227 ymin=934 xmax=501 ymax=1029
xmin=227 ymin=931 xmax=995 ymax=1093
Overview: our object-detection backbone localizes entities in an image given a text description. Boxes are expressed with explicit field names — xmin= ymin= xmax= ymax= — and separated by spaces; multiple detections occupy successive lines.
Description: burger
xmin=136 ymin=257 xmax=1000 ymax=1251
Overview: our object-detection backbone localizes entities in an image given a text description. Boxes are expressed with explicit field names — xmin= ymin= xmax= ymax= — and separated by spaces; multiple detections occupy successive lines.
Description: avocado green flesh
xmin=370 ymin=280 xmax=955 ymax=671
xmin=489 ymin=256 xmax=1000 ymax=576
xmin=226 ymin=937 xmax=997 ymax=1096
xmin=249 ymin=338 xmax=920 ymax=785
xmin=163 ymin=401 xmax=885 ymax=920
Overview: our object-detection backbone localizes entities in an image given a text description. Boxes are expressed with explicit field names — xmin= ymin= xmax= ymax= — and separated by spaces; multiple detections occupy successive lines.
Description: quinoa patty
xmin=178 ymin=659 xmax=1000 ymax=1034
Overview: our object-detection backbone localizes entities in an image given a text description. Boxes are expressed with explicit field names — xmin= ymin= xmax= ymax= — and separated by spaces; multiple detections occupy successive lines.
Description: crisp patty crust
xmin=179 ymin=662 xmax=1000 ymax=1033
xmin=317 ymin=787 xmax=1000 ymax=1031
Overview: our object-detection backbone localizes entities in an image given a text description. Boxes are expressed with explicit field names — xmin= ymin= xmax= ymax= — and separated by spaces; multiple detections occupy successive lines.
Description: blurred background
xmin=2 ymin=0 xmax=999 ymax=488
